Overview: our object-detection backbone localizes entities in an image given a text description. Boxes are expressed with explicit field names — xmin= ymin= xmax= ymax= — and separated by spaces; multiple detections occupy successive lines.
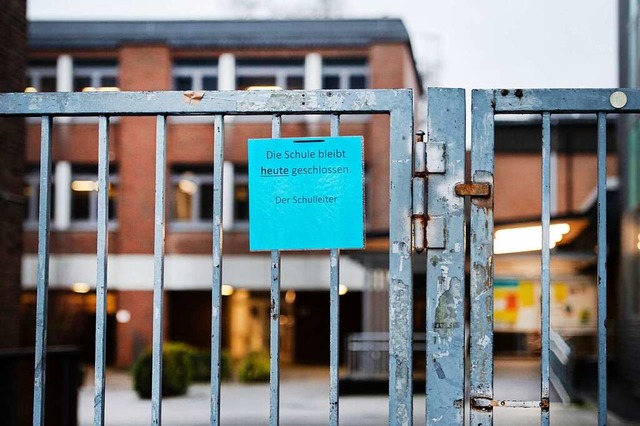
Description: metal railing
xmin=0 ymin=89 xmax=414 ymax=426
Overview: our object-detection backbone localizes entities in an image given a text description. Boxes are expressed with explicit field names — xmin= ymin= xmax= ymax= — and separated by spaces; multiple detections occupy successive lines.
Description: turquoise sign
xmin=248 ymin=136 xmax=365 ymax=251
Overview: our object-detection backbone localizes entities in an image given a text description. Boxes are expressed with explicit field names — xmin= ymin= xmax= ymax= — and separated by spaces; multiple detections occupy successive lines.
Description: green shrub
xmin=131 ymin=342 xmax=196 ymax=399
xmin=191 ymin=350 xmax=233 ymax=382
xmin=238 ymin=351 xmax=270 ymax=383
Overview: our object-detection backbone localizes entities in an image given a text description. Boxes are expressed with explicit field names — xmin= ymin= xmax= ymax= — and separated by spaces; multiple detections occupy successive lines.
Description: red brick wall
xmin=115 ymin=290 xmax=153 ymax=367
xmin=0 ymin=0 xmax=26 ymax=348
xmin=117 ymin=46 xmax=171 ymax=253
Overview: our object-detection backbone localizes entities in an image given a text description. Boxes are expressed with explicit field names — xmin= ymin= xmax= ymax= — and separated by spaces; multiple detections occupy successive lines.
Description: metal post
xmin=425 ymin=88 xmax=466 ymax=425
xmin=33 ymin=116 xmax=53 ymax=426
xmin=329 ymin=113 xmax=341 ymax=426
xmin=469 ymin=90 xmax=495 ymax=426
xmin=596 ymin=112 xmax=608 ymax=425
xmin=270 ymin=114 xmax=282 ymax=426
xmin=388 ymin=92 xmax=414 ymax=426
xmin=94 ymin=115 xmax=111 ymax=426
xmin=541 ymin=112 xmax=552 ymax=426
xmin=151 ymin=114 xmax=167 ymax=425
xmin=211 ymin=114 xmax=225 ymax=425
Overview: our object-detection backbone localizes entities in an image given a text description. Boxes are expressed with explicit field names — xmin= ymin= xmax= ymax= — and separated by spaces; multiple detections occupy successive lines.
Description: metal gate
xmin=0 ymin=87 xmax=624 ymax=425
xmin=0 ymin=89 xmax=415 ymax=426
xmin=421 ymin=88 xmax=623 ymax=426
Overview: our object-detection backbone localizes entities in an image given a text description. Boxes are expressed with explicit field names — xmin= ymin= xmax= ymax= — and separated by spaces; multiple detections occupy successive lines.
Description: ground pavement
xmin=78 ymin=358 xmax=637 ymax=425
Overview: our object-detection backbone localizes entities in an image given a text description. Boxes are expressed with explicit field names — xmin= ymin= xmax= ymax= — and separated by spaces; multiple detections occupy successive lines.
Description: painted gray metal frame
xmin=424 ymin=88 xmax=466 ymax=424
xmin=0 ymin=89 xmax=413 ymax=425
xmin=468 ymin=88 xmax=620 ymax=426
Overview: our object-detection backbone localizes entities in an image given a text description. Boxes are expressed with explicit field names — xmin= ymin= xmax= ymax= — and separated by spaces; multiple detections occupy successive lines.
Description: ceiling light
xmin=71 ymin=282 xmax=91 ymax=294
xmin=494 ymin=223 xmax=571 ymax=254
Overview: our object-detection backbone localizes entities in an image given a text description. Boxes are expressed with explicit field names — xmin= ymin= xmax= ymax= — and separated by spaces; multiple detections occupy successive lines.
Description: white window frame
xmin=172 ymin=61 xmax=218 ymax=91
xmin=73 ymin=61 xmax=119 ymax=91
xmin=169 ymin=165 xmax=251 ymax=232
xmin=170 ymin=169 xmax=215 ymax=231
xmin=26 ymin=65 xmax=57 ymax=92
xmin=322 ymin=63 xmax=369 ymax=90
xmin=236 ymin=61 xmax=304 ymax=90
xmin=23 ymin=167 xmax=118 ymax=231
xmin=68 ymin=170 xmax=119 ymax=230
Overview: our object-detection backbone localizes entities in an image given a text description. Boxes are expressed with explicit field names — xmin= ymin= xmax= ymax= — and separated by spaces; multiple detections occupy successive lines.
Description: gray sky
xmin=27 ymin=0 xmax=618 ymax=89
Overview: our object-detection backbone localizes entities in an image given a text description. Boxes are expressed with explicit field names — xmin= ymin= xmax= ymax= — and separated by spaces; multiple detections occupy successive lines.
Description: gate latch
xmin=454 ymin=182 xmax=491 ymax=198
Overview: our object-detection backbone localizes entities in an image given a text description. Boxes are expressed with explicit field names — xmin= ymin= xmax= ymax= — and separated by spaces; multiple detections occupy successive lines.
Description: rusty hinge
xmin=454 ymin=182 xmax=491 ymax=197
xmin=413 ymin=130 xmax=447 ymax=253
xmin=413 ymin=131 xmax=426 ymax=252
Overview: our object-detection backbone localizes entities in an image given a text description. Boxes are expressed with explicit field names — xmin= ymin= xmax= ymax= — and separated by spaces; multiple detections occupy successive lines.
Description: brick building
xmin=20 ymin=19 xmax=618 ymax=368
xmin=22 ymin=19 xmax=422 ymax=366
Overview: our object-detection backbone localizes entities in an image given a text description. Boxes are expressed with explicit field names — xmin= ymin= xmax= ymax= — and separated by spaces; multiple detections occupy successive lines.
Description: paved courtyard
xmin=79 ymin=359 xmax=636 ymax=425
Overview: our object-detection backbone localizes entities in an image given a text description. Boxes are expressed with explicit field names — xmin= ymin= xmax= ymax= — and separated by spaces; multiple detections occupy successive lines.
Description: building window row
xmin=23 ymin=163 xmax=250 ymax=230
xmin=27 ymin=55 xmax=368 ymax=92
xmin=24 ymin=164 xmax=118 ymax=230
xmin=27 ymin=59 xmax=119 ymax=93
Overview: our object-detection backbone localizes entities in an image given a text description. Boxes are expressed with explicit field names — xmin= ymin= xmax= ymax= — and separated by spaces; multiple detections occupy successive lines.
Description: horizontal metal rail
xmin=0 ymin=89 xmax=410 ymax=116
xmin=490 ymin=88 xmax=637 ymax=113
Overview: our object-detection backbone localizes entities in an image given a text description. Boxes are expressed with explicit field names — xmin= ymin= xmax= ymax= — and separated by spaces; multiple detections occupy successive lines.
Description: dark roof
xmin=28 ymin=19 xmax=411 ymax=50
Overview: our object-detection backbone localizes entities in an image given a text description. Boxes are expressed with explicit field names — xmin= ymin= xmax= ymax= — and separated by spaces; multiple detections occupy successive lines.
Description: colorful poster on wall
xmin=494 ymin=279 xmax=596 ymax=334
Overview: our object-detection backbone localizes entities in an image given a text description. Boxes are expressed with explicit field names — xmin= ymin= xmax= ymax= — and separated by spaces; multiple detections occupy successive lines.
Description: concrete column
xmin=218 ymin=53 xmax=236 ymax=91
xmin=54 ymin=161 xmax=71 ymax=230
xmin=56 ymin=54 xmax=73 ymax=92
xmin=304 ymin=53 xmax=322 ymax=90
xmin=223 ymin=161 xmax=234 ymax=231
xmin=56 ymin=55 xmax=73 ymax=124
xmin=305 ymin=53 xmax=322 ymax=124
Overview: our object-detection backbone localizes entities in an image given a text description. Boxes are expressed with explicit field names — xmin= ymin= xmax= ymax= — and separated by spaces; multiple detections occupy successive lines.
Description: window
xmin=236 ymin=59 xmax=304 ymax=90
xmin=27 ymin=61 xmax=57 ymax=92
xmin=23 ymin=165 xmax=118 ymax=229
xmin=173 ymin=59 xmax=218 ymax=91
xmin=73 ymin=60 xmax=118 ymax=91
xmin=70 ymin=165 xmax=118 ymax=224
xmin=171 ymin=166 xmax=214 ymax=224
xmin=170 ymin=165 xmax=249 ymax=229
xmin=322 ymin=58 xmax=368 ymax=90
xmin=233 ymin=166 xmax=249 ymax=224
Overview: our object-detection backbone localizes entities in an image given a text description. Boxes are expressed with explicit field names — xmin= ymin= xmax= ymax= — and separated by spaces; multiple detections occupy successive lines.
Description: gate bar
xmin=469 ymin=90 xmax=495 ymax=426
xmin=388 ymin=91 xmax=414 ymax=426
xmin=94 ymin=116 xmax=111 ymax=426
xmin=151 ymin=115 xmax=167 ymax=425
xmin=541 ymin=112 xmax=551 ymax=426
xmin=211 ymin=114 xmax=225 ymax=426
xmin=33 ymin=116 xmax=53 ymax=426
xmin=269 ymin=114 xmax=282 ymax=426
xmin=597 ymin=112 xmax=608 ymax=425
xmin=329 ymin=114 xmax=341 ymax=426
xmin=425 ymin=88 xmax=466 ymax=425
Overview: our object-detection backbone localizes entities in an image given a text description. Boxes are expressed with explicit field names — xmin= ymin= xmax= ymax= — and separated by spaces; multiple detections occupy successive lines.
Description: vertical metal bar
xmin=151 ymin=114 xmax=167 ymax=425
xmin=94 ymin=116 xmax=111 ymax=426
xmin=469 ymin=90 xmax=495 ymax=426
xmin=329 ymin=114 xmax=341 ymax=426
xmin=33 ymin=116 xmax=53 ymax=426
xmin=597 ymin=112 xmax=608 ymax=426
xmin=211 ymin=114 xmax=225 ymax=426
xmin=541 ymin=112 xmax=551 ymax=426
xmin=269 ymin=114 xmax=282 ymax=426
xmin=388 ymin=94 xmax=414 ymax=426
xmin=425 ymin=88 xmax=466 ymax=425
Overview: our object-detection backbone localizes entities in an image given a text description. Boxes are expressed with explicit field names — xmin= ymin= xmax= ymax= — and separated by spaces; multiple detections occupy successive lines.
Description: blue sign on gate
xmin=248 ymin=136 xmax=365 ymax=251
